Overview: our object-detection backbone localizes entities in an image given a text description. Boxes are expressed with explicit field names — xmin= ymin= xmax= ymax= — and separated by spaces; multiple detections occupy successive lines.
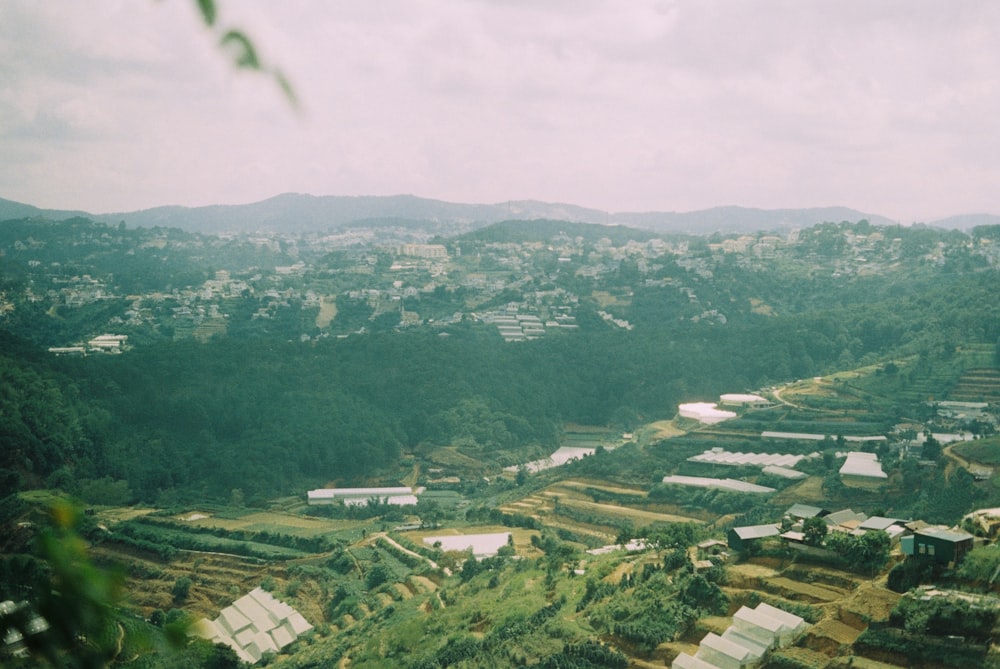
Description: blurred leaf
xmin=220 ymin=30 xmax=261 ymax=70
xmin=196 ymin=0 xmax=217 ymax=27
xmin=274 ymin=69 xmax=300 ymax=109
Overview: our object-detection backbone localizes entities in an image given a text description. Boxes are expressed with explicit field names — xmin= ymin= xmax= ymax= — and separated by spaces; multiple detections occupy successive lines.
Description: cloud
xmin=2 ymin=1 xmax=1000 ymax=221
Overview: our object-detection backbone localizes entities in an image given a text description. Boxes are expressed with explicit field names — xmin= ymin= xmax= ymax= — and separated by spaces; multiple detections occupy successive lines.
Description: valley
xmin=1 ymin=213 xmax=999 ymax=667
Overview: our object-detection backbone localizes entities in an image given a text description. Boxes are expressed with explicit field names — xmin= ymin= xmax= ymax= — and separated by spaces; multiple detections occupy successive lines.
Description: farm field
xmin=166 ymin=509 xmax=365 ymax=538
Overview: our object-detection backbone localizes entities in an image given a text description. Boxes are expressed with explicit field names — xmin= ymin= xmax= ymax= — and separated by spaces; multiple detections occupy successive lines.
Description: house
xmin=823 ymin=508 xmax=868 ymax=533
xmin=858 ymin=516 xmax=911 ymax=545
xmin=727 ymin=524 xmax=780 ymax=552
xmin=697 ymin=539 xmax=729 ymax=558
xmin=784 ymin=504 xmax=828 ymax=521
xmin=901 ymin=527 xmax=975 ymax=567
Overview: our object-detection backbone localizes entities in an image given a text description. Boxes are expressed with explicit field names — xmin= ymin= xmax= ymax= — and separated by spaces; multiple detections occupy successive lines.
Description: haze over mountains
xmin=3 ymin=193 xmax=1000 ymax=237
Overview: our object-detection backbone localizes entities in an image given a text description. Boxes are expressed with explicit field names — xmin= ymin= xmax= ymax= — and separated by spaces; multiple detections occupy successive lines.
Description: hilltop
xmin=3 ymin=193 xmax=910 ymax=236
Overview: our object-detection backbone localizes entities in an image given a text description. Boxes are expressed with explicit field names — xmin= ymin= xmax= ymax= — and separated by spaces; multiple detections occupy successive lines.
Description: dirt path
xmin=372 ymin=533 xmax=441 ymax=570
xmin=942 ymin=441 xmax=992 ymax=482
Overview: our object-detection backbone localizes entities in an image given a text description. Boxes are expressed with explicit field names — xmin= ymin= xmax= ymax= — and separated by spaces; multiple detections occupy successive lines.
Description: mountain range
xmin=2 ymin=193 xmax=999 ymax=235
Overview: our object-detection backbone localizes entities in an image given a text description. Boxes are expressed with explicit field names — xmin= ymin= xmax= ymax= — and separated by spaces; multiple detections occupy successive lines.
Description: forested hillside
xmin=1 ymin=217 xmax=998 ymax=505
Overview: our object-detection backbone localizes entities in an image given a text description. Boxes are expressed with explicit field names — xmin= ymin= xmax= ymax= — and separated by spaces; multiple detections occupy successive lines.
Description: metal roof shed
xmin=786 ymin=503 xmax=826 ymax=519
xmin=727 ymin=524 xmax=780 ymax=551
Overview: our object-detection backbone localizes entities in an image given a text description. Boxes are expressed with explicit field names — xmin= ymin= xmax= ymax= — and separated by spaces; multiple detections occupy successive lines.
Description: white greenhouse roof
xmin=192 ymin=588 xmax=312 ymax=665
xmin=679 ymin=402 xmax=737 ymax=425
xmin=700 ymin=632 xmax=754 ymax=662
xmin=423 ymin=532 xmax=512 ymax=559
xmin=662 ymin=475 xmax=776 ymax=494
xmin=343 ymin=494 xmax=419 ymax=507
xmin=504 ymin=446 xmax=596 ymax=474
xmin=762 ymin=431 xmax=828 ymax=441
xmin=719 ymin=393 xmax=768 ymax=404
xmin=688 ymin=448 xmax=816 ymax=468
xmin=308 ymin=487 xmax=413 ymax=501
xmin=762 ymin=465 xmax=808 ymax=480
xmin=839 ymin=452 xmax=887 ymax=479
xmin=754 ymin=602 xmax=808 ymax=633
xmin=672 ymin=652 xmax=719 ymax=669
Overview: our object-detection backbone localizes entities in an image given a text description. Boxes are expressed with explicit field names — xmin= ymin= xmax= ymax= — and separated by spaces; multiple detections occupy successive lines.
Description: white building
xmin=306 ymin=487 xmax=422 ymax=506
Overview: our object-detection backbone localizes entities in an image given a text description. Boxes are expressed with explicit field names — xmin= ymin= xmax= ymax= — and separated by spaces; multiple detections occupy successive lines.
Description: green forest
xmin=1 ymin=218 xmax=999 ymax=506
xmin=3 ymin=215 xmax=1000 ymax=668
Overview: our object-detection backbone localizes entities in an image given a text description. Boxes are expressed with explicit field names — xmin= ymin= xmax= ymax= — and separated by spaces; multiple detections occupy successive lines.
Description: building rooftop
xmin=423 ymin=532 xmax=512 ymax=559
xmin=839 ymin=452 xmax=887 ymax=479
xmin=662 ymin=475 xmax=776 ymax=494
xmin=733 ymin=524 xmax=781 ymax=540
xmin=786 ymin=503 xmax=826 ymax=519
xmin=192 ymin=588 xmax=312 ymax=665
xmin=917 ymin=527 xmax=974 ymax=543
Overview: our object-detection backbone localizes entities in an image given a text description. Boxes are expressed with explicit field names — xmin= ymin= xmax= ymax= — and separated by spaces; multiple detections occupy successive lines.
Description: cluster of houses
xmin=191 ymin=587 xmax=312 ymax=664
xmin=672 ymin=602 xmax=808 ymax=669
xmin=728 ymin=503 xmax=975 ymax=568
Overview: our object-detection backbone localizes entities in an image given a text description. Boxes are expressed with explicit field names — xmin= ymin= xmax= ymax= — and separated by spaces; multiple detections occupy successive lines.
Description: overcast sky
xmin=3 ymin=1 xmax=1000 ymax=222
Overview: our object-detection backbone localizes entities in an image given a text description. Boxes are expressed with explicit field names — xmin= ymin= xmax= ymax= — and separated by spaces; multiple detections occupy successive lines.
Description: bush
xmin=171 ymin=576 xmax=192 ymax=602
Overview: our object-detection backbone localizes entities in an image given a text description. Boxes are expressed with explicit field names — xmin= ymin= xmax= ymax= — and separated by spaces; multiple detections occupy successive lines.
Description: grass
xmin=953 ymin=436 xmax=1000 ymax=466
xmin=170 ymin=509 xmax=363 ymax=538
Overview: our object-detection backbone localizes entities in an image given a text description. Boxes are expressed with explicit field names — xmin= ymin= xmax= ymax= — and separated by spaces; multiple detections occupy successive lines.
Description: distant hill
xmin=612 ymin=205 xmax=898 ymax=234
xmin=932 ymin=213 xmax=1000 ymax=231
xmin=458 ymin=219 xmax=660 ymax=245
xmin=88 ymin=196 xmax=901 ymax=236
xmin=2 ymin=192 xmax=991 ymax=235
xmin=0 ymin=197 xmax=89 ymax=222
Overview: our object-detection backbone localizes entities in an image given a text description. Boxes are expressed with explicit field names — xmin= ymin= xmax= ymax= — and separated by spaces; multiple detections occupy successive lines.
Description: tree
xmin=921 ymin=434 xmax=942 ymax=461
xmin=365 ymin=564 xmax=391 ymax=589
xmin=803 ymin=517 xmax=828 ymax=547
xmin=172 ymin=577 xmax=193 ymax=603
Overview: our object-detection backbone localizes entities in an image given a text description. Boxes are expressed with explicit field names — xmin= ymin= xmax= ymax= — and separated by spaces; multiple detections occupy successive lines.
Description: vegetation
xmin=2 ymin=216 xmax=1000 ymax=666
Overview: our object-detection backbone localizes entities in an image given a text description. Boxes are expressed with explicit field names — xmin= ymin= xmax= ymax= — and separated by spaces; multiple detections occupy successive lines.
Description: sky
xmin=3 ymin=1 xmax=1000 ymax=222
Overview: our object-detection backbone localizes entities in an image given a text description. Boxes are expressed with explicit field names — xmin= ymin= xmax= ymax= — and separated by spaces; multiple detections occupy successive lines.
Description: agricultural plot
xmin=174 ymin=509 xmax=364 ymax=538
xmin=948 ymin=367 xmax=1000 ymax=402
xmin=952 ymin=436 xmax=1000 ymax=466
xmin=555 ymin=497 xmax=704 ymax=526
